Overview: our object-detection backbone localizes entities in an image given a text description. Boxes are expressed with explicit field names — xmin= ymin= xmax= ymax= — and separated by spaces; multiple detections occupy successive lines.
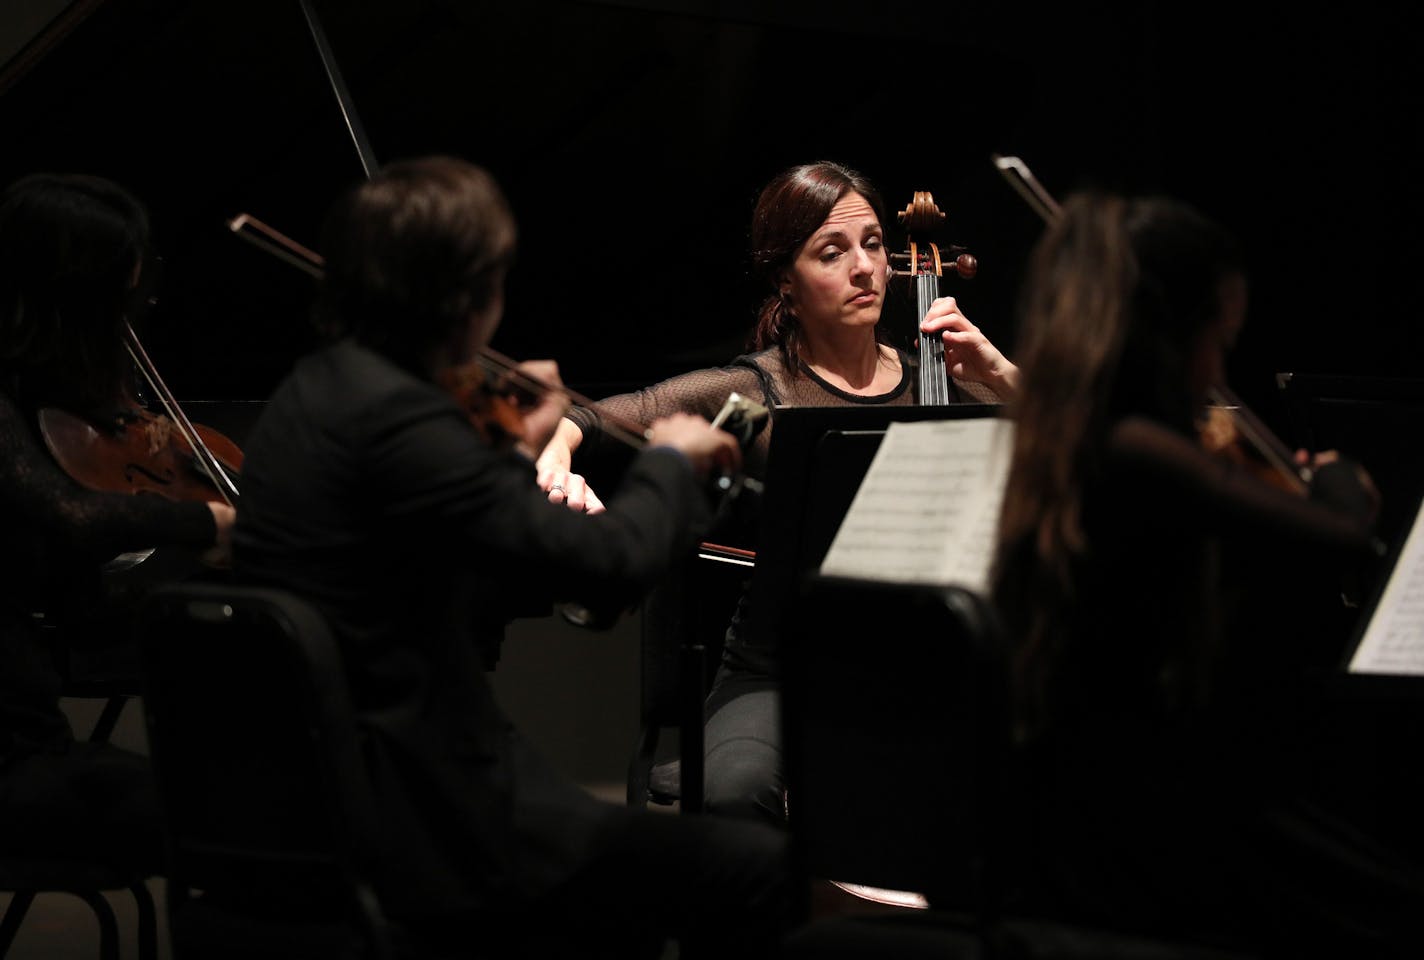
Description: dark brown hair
xmin=316 ymin=156 xmax=516 ymax=371
xmin=992 ymin=191 xmax=1243 ymax=733
xmin=0 ymin=172 xmax=150 ymax=411
xmin=749 ymin=161 xmax=888 ymax=373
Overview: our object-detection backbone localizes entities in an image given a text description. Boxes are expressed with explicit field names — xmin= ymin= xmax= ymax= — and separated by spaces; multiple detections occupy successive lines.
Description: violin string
xmin=124 ymin=323 xmax=240 ymax=506
xmin=476 ymin=346 xmax=653 ymax=449
xmin=1205 ymin=384 xmax=1311 ymax=492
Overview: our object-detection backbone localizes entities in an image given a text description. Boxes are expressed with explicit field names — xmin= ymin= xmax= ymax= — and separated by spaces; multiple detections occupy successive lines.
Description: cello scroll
xmin=890 ymin=190 xmax=977 ymax=405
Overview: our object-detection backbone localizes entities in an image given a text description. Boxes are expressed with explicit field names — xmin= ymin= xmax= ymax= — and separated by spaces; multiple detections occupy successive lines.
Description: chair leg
xmin=74 ymin=891 xmax=120 ymax=960
xmin=627 ymin=725 xmax=660 ymax=807
xmin=0 ymin=890 xmax=37 ymax=956
xmin=679 ymin=641 xmax=706 ymax=814
xmin=131 ymin=881 xmax=158 ymax=960
xmin=87 ymin=695 xmax=130 ymax=743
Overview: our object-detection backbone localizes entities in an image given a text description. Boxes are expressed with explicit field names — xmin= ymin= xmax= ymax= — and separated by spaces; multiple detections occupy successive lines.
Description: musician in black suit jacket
xmin=233 ymin=155 xmax=790 ymax=957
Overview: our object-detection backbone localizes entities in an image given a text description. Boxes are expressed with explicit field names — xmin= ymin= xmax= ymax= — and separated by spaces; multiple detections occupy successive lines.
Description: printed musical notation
xmin=819 ymin=418 xmax=1014 ymax=594
xmin=1350 ymin=498 xmax=1424 ymax=675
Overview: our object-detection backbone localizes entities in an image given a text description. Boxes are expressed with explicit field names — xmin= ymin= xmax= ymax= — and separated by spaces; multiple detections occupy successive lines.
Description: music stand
xmin=743 ymin=402 xmax=1000 ymax=654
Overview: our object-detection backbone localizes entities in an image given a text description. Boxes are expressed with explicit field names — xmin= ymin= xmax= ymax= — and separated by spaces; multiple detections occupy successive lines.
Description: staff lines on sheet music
xmin=819 ymin=418 xmax=1014 ymax=596
xmin=1350 ymin=493 xmax=1424 ymax=676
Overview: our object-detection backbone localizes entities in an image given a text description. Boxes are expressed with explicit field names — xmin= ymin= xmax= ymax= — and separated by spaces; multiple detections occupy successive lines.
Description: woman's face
xmin=780 ymin=191 xmax=887 ymax=337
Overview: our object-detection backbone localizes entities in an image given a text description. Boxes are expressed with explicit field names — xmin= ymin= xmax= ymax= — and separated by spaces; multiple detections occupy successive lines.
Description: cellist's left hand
xmin=920 ymin=297 xmax=1019 ymax=400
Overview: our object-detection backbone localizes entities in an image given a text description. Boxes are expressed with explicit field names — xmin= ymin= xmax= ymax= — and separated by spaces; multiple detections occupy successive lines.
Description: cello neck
xmin=914 ymin=268 xmax=953 ymax=405
xmin=894 ymin=190 xmax=974 ymax=406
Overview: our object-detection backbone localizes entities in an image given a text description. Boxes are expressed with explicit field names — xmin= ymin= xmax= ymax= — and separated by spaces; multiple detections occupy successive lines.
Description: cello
xmin=890 ymin=190 xmax=979 ymax=405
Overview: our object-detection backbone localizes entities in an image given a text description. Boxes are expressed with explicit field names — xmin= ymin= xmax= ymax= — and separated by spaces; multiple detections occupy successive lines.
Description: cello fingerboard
xmin=916 ymin=273 xmax=952 ymax=405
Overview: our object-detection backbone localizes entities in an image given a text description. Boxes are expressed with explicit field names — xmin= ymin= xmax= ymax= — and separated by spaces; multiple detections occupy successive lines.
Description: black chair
xmin=0 ymin=860 xmax=157 ymax=960
xmin=778 ymin=574 xmax=1258 ymax=960
xmin=626 ymin=546 xmax=750 ymax=811
xmin=1 ymin=618 xmax=159 ymax=960
xmin=138 ymin=582 xmax=395 ymax=959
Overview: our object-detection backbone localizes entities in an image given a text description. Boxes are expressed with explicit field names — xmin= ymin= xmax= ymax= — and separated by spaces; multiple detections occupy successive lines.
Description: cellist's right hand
xmin=647 ymin=413 xmax=742 ymax=479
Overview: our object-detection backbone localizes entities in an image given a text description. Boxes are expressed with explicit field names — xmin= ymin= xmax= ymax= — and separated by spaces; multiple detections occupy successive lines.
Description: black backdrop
xmin=2 ymin=0 xmax=1420 ymax=424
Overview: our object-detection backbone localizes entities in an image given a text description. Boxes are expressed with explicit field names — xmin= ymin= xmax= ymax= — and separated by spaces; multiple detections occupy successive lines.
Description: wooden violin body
xmin=438 ymin=357 xmax=533 ymax=451
xmin=1199 ymin=386 xmax=1310 ymax=496
xmin=39 ymin=405 xmax=243 ymax=504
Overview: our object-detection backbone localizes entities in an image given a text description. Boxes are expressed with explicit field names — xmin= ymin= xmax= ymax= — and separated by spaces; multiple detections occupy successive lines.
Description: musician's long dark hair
xmin=0 ymin=172 xmax=150 ymax=412
xmin=991 ymin=191 xmax=1244 ymax=734
xmin=749 ymin=160 xmax=889 ymax=374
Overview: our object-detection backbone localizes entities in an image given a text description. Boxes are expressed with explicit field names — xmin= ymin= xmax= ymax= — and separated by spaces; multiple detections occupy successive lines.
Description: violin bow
xmin=991 ymin=154 xmax=1062 ymax=224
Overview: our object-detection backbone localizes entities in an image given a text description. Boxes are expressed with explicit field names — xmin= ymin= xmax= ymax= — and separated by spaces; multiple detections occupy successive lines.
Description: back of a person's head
xmin=0 ymin=172 xmax=149 ymax=403
xmin=316 ymin=156 xmax=516 ymax=368
xmin=1011 ymin=191 xmax=1240 ymax=432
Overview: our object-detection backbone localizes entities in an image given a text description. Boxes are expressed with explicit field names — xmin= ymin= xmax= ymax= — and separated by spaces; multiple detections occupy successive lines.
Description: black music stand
xmin=742 ymin=402 xmax=1000 ymax=656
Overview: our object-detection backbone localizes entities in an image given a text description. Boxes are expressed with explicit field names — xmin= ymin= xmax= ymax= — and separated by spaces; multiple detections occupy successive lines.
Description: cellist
xmin=533 ymin=160 xmax=1020 ymax=824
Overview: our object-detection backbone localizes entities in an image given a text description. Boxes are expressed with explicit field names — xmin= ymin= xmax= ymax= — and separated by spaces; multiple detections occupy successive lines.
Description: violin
xmin=438 ymin=353 xmax=544 ymax=452
xmin=39 ymin=404 xmax=243 ymax=505
xmin=1198 ymin=383 xmax=1310 ymax=496
xmin=39 ymin=322 xmax=242 ymax=508
xmin=890 ymin=191 xmax=978 ymax=405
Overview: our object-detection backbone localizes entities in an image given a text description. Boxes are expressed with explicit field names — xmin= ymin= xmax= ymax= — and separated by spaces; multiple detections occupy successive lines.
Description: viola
xmin=890 ymin=191 xmax=978 ymax=405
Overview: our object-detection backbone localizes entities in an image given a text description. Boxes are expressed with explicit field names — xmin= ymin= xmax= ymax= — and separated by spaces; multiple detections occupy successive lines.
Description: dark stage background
xmin=3 ymin=0 xmax=1423 ymax=529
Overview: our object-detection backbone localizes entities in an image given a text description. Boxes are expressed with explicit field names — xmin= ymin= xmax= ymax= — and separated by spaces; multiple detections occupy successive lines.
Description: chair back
xmin=139 ymin=582 xmax=388 ymax=957
xmin=780 ymin=574 xmax=1014 ymax=919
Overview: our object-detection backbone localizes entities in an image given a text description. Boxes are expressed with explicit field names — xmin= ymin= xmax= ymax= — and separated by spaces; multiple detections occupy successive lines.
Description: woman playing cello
xmin=535 ymin=159 xmax=1020 ymax=823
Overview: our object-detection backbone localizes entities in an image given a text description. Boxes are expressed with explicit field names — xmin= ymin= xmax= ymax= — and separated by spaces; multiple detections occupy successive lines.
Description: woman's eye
xmin=865 ymin=236 xmax=884 ymax=251
xmin=819 ymin=247 xmax=842 ymax=263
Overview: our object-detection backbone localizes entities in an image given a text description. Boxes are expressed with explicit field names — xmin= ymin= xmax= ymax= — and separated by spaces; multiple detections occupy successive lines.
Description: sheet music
xmin=1349 ymin=499 xmax=1424 ymax=675
xmin=819 ymin=418 xmax=1014 ymax=594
